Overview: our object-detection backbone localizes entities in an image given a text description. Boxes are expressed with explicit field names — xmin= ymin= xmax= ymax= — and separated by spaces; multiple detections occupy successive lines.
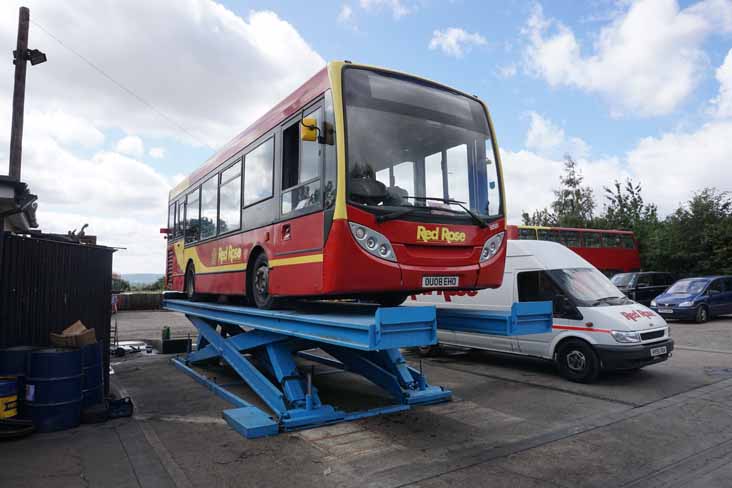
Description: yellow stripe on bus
xmin=270 ymin=253 xmax=324 ymax=267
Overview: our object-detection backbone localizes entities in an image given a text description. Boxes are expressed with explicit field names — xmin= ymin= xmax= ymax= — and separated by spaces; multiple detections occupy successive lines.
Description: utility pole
xmin=8 ymin=6 xmax=46 ymax=181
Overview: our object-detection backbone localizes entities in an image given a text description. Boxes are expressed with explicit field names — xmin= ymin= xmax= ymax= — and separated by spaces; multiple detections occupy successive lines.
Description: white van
xmin=412 ymin=240 xmax=673 ymax=382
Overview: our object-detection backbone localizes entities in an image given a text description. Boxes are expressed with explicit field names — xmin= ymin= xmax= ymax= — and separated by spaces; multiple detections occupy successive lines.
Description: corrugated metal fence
xmin=0 ymin=233 xmax=114 ymax=393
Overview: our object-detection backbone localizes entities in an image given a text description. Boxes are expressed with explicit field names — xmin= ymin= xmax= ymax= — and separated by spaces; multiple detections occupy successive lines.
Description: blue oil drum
xmin=0 ymin=346 xmax=40 ymax=419
xmin=25 ymin=348 xmax=83 ymax=433
xmin=0 ymin=345 xmax=39 ymax=376
xmin=81 ymin=342 xmax=104 ymax=408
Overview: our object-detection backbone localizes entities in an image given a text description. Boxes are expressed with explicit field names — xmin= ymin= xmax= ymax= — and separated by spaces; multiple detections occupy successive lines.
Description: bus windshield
xmin=343 ymin=67 xmax=501 ymax=220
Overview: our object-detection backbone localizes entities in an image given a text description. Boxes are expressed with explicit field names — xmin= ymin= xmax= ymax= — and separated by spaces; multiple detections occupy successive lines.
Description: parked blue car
xmin=650 ymin=276 xmax=732 ymax=323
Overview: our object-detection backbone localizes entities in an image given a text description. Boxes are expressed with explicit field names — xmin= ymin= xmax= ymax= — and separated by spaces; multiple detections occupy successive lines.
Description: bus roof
xmin=169 ymin=64 xmax=331 ymax=201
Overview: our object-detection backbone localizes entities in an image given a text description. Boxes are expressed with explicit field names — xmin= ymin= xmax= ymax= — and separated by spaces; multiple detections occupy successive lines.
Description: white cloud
xmin=359 ymin=0 xmax=412 ymax=19
xmin=115 ymin=135 xmax=144 ymax=158
xmin=497 ymin=64 xmax=517 ymax=78
xmin=504 ymin=119 xmax=732 ymax=221
xmin=0 ymin=0 xmax=325 ymax=148
xmin=25 ymin=111 xmax=105 ymax=148
xmin=712 ymin=49 xmax=732 ymax=118
xmin=429 ymin=28 xmax=487 ymax=58
xmin=525 ymin=112 xmax=590 ymax=159
xmin=523 ymin=0 xmax=732 ymax=117
xmin=149 ymin=147 xmax=166 ymax=159
xmin=338 ymin=4 xmax=353 ymax=23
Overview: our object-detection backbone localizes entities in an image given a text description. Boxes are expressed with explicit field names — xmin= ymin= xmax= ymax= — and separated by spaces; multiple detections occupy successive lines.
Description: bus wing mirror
xmin=301 ymin=117 xmax=318 ymax=142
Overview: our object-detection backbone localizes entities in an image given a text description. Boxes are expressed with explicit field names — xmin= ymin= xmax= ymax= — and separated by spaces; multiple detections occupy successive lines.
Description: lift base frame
xmin=164 ymin=300 xmax=451 ymax=439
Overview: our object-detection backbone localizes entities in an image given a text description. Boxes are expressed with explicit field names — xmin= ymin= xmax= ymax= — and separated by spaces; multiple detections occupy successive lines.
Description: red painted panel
xmin=322 ymin=220 xmax=402 ymax=294
xmin=273 ymin=212 xmax=324 ymax=255
xmin=196 ymin=271 xmax=246 ymax=295
xmin=270 ymin=262 xmax=323 ymax=296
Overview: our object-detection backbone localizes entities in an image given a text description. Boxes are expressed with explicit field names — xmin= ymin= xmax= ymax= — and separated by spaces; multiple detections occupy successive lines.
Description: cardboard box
xmin=50 ymin=320 xmax=97 ymax=348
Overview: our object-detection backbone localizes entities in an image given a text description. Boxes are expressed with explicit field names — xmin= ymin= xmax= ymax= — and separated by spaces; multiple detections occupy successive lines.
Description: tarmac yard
xmin=5 ymin=311 xmax=732 ymax=487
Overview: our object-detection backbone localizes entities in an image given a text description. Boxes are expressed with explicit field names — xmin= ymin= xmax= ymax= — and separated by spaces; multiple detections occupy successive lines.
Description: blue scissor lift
xmin=164 ymin=299 xmax=453 ymax=438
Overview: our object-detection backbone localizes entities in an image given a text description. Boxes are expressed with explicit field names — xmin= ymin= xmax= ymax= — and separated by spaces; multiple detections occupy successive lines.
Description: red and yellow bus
xmin=506 ymin=225 xmax=640 ymax=275
xmin=164 ymin=61 xmax=506 ymax=308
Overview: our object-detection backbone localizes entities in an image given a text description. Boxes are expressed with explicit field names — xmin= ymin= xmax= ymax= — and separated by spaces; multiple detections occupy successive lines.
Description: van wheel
xmin=556 ymin=340 xmax=600 ymax=383
xmin=695 ymin=305 xmax=709 ymax=324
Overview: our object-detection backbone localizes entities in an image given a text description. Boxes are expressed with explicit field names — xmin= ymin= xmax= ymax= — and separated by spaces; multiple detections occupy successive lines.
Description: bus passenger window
xmin=168 ymin=203 xmax=175 ymax=234
xmin=244 ymin=138 xmax=274 ymax=206
xmin=200 ymin=175 xmax=218 ymax=240
xmin=584 ymin=232 xmax=601 ymax=248
xmin=561 ymin=231 xmax=580 ymax=247
xmin=185 ymin=189 xmax=200 ymax=244
xmin=603 ymin=234 xmax=622 ymax=248
xmin=219 ymin=162 xmax=241 ymax=233
xmin=621 ymin=235 xmax=635 ymax=249
xmin=176 ymin=200 xmax=184 ymax=238
xmin=518 ymin=228 xmax=537 ymax=240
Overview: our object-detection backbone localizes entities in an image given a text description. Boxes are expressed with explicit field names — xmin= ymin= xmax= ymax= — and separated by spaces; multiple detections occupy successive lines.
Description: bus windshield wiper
xmin=406 ymin=196 xmax=487 ymax=228
xmin=375 ymin=207 xmax=420 ymax=223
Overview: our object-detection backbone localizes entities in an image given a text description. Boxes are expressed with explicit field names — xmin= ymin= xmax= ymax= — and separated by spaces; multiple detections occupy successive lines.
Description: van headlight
xmin=349 ymin=223 xmax=397 ymax=262
xmin=678 ymin=301 xmax=694 ymax=307
xmin=480 ymin=232 xmax=505 ymax=262
xmin=611 ymin=330 xmax=641 ymax=343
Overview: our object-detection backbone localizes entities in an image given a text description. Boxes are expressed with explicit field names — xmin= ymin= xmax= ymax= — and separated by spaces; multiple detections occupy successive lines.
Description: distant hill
xmin=122 ymin=273 xmax=163 ymax=286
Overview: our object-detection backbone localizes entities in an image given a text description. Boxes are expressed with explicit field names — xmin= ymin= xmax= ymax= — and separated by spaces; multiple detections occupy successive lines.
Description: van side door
xmin=706 ymin=279 xmax=725 ymax=316
xmin=514 ymin=269 xmax=563 ymax=358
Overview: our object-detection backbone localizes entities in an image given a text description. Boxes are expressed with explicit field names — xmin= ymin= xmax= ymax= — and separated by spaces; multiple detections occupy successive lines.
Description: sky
xmin=0 ymin=0 xmax=730 ymax=274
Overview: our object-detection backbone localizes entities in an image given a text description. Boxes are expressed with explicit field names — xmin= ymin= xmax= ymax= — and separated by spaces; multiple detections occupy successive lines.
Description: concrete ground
xmin=3 ymin=311 xmax=732 ymax=487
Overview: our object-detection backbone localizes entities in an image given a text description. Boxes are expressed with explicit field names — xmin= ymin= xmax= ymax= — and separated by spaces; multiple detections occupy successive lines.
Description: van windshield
xmin=548 ymin=268 xmax=633 ymax=307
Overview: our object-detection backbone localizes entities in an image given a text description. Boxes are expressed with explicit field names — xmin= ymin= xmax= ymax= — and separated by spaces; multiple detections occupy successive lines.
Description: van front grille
xmin=641 ymin=330 xmax=664 ymax=341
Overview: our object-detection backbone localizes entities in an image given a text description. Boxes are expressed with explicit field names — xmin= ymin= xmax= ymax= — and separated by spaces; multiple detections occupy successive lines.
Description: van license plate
xmin=422 ymin=276 xmax=459 ymax=288
xmin=650 ymin=346 xmax=667 ymax=357
xmin=658 ymin=308 xmax=673 ymax=314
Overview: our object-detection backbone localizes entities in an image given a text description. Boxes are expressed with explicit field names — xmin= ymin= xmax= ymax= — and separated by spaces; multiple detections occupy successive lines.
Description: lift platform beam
xmin=163 ymin=299 xmax=451 ymax=439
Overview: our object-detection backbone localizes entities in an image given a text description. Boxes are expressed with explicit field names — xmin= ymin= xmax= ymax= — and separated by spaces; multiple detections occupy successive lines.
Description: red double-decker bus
xmin=164 ymin=61 xmax=507 ymax=308
xmin=506 ymin=225 xmax=640 ymax=275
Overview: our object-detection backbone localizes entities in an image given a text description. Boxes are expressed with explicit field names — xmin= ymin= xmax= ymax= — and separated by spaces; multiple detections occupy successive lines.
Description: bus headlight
xmin=611 ymin=330 xmax=641 ymax=343
xmin=349 ymin=223 xmax=397 ymax=262
xmin=480 ymin=232 xmax=505 ymax=262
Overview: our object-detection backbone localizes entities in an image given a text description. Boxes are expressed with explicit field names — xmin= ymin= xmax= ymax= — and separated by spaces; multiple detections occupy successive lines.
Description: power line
xmin=29 ymin=19 xmax=214 ymax=149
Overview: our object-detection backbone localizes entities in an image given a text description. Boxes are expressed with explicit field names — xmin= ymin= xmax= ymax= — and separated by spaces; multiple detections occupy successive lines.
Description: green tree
xmin=551 ymin=156 xmax=595 ymax=227
xmin=597 ymin=178 xmax=661 ymax=270
xmin=521 ymin=208 xmax=556 ymax=226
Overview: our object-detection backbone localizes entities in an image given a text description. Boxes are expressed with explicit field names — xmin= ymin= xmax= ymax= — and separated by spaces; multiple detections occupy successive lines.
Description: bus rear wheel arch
xmin=554 ymin=338 xmax=600 ymax=383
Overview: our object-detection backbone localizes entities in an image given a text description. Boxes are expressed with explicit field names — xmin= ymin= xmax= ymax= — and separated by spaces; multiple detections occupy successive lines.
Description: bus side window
xmin=200 ymin=175 xmax=218 ymax=240
xmin=168 ymin=203 xmax=175 ymax=235
xmin=584 ymin=232 xmax=601 ymax=248
xmin=176 ymin=200 xmax=184 ymax=238
xmin=185 ymin=188 xmax=201 ymax=244
xmin=621 ymin=235 xmax=635 ymax=249
xmin=282 ymin=106 xmax=323 ymax=215
xmin=244 ymin=138 xmax=274 ymax=207
xmin=518 ymin=228 xmax=537 ymax=240
xmin=560 ymin=231 xmax=580 ymax=247
xmin=219 ymin=161 xmax=242 ymax=234
xmin=603 ymin=234 xmax=621 ymax=248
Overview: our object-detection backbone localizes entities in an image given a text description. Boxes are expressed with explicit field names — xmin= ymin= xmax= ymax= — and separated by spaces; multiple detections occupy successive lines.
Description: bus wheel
xmin=375 ymin=294 xmax=409 ymax=307
xmin=250 ymin=253 xmax=277 ymax=309
xmin=184 ymin=265 xmax=199 ymax=301
xmin=695 ymin=305 xmax=709 ymax=324
xmin=556 ymin=339 xmax=600 ymax=383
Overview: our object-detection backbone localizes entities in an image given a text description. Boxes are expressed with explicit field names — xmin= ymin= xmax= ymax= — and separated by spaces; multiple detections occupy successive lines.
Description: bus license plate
xmin=650 ymin=346 xmax=667 ymax=357
xmin=658 ymin=308 xmax=673 ymax=314
xmin=422 ymin=276 xmax=459 ymax=288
